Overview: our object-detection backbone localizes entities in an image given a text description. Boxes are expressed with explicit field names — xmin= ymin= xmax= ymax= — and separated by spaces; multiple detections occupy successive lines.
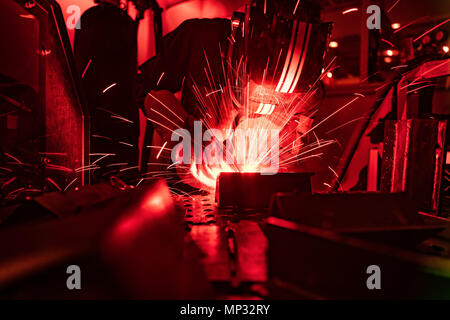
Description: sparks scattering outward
xmin=118 ymin=141 xmax=134 ymax=147
xmin=111 ymin=115 xmax=134 ymax=123
xmin=75 ymin=164 xmax=100 ymax=172
xmin=139 ymin=46 xmax=364 ymax=193
xmin=156 ymin=142 xmax=168 ymax=160
xmin=3 ymin=25 xmax=413 ymax=202
xmin=120 ymin=166 xmax=139 ymax=172
xmin=92 ymin=153 xmax=116 ymax=165
xmin=64 ymin=178 xmax=78 ymax=192
xmin=157 ymin=72 xmax=165 ymax=86
xmin=293 ymin=0 xmax=301 ymax=15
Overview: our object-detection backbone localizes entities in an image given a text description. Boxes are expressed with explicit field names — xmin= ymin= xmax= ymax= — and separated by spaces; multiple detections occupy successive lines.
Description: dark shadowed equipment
xmin=270 ymin=191 xmax=446 ymax=248
xmin=0 ymin=0 xmax=89 ymax=194
xmin=266 ymin=216 xmax=450 ymax=299
xmin=381 ymin=119 xmax=447 ymax=213
xmin=0 ymin=179 xmax=211 ymax=299
xmin=216 ymin=172 xmax=312 ymax=210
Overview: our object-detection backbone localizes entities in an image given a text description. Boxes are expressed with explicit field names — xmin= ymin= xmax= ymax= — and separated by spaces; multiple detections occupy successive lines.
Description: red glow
xmin=329 ymin=41 xmax=338 ymax=48
xmin=275 ymin=21 xmax=311 ymax=93
xmin=414 ymin=18 xmax=450 ymax=42
xmin=112 ymin=183 xmax=172 ymax=238
xmin=384 ymin=49 xmax=398 ymax=57
xmin=188 ymin=117 xmax=281 ymax=190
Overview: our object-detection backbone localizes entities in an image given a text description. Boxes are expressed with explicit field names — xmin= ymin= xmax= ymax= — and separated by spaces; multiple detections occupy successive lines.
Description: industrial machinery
xmin=0 ymin=0 xmax=449 ymax=302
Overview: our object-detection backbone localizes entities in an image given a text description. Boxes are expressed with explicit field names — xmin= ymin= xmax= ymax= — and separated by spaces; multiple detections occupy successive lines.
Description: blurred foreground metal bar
xmin=0 ymin=179 xmax=204 ymax=298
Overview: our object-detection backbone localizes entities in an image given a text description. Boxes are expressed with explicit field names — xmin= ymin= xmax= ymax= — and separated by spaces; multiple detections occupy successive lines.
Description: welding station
xmin=0 ymin=0 xmax=449 ymax=301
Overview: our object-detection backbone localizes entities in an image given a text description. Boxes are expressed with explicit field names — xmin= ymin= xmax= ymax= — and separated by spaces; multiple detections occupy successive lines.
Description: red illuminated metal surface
xmin=178 ymin=193 xmax=268 ymax=285
xmin=381 ymin=119 xmax=447 ymax=213
xmin=267 ymin=216 xmax=450 ymax=299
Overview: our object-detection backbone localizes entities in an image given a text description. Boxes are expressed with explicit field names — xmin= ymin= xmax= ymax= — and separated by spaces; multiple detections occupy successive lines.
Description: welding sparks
xmin=106 ymin=163 xmax=128 ymax=167
xmin=156 ymin=141 xmax=168 ymax=160
xmin=342 ymin=8 xmax=358 ymax=15
xmin=300 ymin=97 xmax=360 ymax=138
xmin=46 ymin=177 xmax=62 ymax=191
xmin=156 ymin=72 xmax=165 ymax=86
xmin=6 ymin=187 xmax=24 ymax=199
xmin=394 ymin=17 xmax=428 ymax=34
xmin=325 ymin=117 xmax=367 ymax=134
xmin=147 ymin=117 xmax=182 ymax=137
xmin=414 ymin=19 xmax=450 ymax=42
xmin=136 ymin=178 xmax=144 ymax=187
xmin=2 ymin=177 xmax=17 ymax=189
xmin=381 ymin=39 xmax=394 ymax=47
xmin=142 ymin=41 xmax=362 ymax=193
xmin=64 ymin=178 xmax=78 ymax=192
xmin=92 ymin=134 xmax=112 ymax=140
xmin=406 ymin=83 xmax=436 ymax=94
xmin=206 ymin=88 xmax=223 ymax=97
xmin=391 ymin=65 xmax=408 ymax=70
xmin=75 ymin=164 xmax=99 ymax=172
xmin=4 ymin=153 xmax=22 ymax=164
xmin=400 ymin=60 xmax=449 ymax=89
xmin=81 ymin=59 xmax=92 ymax=78
xmin=119 ymin=166 xmax=139 ymax=172
xmin=92 ymin=153 xmax=115 ymax=165
xmin=102 ymin=83 xmax=117 ymax=93
xmin=118 ymin=141 xmax=134 ymax=147
xmin=387 ymin=0 xmax=401 ymax=13
xmin=111 ymin=115 xmax=134 ymax=123
xmin=147 ymin=92 xmax=185 ymax=123
xmin=293 ymin=0 xmax=301 ymax=14
xmin=149 ymin=107 xmax=182 ymax=128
